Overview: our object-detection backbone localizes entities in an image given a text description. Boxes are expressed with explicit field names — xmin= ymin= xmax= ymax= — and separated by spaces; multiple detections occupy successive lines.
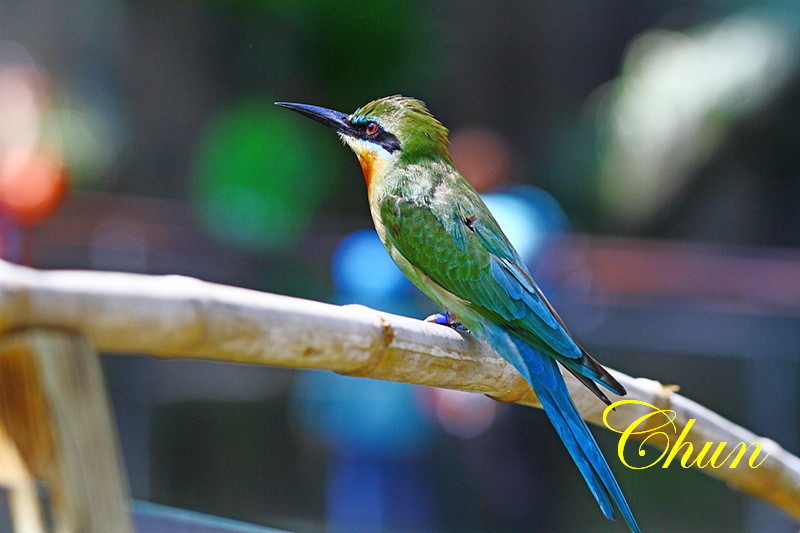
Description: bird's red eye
xmin=365 ymin=122 xmax=379 ymax=135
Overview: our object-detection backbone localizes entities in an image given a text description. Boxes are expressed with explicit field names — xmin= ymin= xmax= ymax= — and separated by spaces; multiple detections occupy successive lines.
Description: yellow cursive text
xmin=602 ymin=400 xmax=769 ymax=469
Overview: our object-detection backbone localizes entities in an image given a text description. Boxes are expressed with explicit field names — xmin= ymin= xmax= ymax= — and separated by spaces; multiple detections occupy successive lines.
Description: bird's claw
xmin=425 ymin=311 xmax=469 ymax=332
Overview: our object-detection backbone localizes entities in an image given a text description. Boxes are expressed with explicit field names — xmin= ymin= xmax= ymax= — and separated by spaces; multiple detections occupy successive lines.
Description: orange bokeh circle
xmin=0 ymin=148 xmax=66 ymax=225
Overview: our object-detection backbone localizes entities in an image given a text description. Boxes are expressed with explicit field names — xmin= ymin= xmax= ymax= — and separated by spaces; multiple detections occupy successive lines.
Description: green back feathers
xmin=352 ymin=95 xmax=451 ymax=163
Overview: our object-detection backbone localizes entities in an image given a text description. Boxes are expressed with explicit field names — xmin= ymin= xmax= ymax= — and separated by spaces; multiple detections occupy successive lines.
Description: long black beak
xmin=275 ymin=102 xmax=355 ymax=136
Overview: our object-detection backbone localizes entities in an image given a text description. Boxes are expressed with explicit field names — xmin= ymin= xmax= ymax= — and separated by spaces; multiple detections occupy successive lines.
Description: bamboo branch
xmin=0 ymin=259 xmax=798 ymax=522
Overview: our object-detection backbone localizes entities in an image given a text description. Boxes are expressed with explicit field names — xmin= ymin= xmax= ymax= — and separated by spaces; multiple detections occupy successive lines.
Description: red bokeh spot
xmin=0 ymin=148 xmax=66 ymax=225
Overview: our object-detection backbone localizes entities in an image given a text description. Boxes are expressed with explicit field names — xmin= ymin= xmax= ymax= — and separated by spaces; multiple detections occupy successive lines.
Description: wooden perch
xmin=0 ymin=329 xmax=133 ymax=533
xmin=0 ymin=259 xmax=798 ymax=523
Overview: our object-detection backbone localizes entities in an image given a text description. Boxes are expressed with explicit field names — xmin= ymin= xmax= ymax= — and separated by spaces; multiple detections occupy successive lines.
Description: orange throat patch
xmin=352 ymin=142 xmax=392 ymax=192
xmin=357 ymin=151 xmax=379 ymax=189
xmin=357 ymin=154 xmax=372 ymax=187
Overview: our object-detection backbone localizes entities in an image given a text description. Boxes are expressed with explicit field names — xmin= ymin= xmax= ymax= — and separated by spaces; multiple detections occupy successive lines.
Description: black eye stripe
xmin=372 ymin=130 xmax=401 ymax=153
xmin=351 ymin=120 xmax=402 ymax=153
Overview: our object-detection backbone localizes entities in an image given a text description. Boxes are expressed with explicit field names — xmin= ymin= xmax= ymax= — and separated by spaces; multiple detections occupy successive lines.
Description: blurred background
xmin=1 ymin=1 xmax=799 ymax=532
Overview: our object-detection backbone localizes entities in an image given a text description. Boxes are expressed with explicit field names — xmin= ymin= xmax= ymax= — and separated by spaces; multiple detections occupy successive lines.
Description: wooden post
xmin=0 ymin=329 xmax=133 ymax=533
xmin=0 ymin=418 xmax=45 ymax=532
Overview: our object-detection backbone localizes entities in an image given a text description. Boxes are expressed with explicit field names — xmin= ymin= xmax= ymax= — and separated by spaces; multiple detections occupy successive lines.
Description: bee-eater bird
xmin=277 ymin=96 xmax=639 ymax=532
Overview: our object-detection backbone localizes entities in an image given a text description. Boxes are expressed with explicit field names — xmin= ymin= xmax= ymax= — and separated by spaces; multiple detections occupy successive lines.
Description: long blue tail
xmin=481 ymin=323 xmax=640 ymax=533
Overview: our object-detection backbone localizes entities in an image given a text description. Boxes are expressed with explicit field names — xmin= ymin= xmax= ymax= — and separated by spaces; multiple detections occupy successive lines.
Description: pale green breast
xmin=368 ymin=161 xmax=490 ymax=317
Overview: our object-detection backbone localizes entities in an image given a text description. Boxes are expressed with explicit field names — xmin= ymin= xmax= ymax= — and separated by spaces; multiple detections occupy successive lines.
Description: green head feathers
xmin=275 ymin=95 xmax=452 ymax=165
xmin=351 ymin=95 xmax=451 ymax=162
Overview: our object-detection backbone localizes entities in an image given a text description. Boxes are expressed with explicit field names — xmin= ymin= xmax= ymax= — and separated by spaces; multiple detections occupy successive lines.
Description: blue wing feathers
xmin=482 ymin=322 xmax=640 ymax=533
xmin=536 ymin=384 xmax=617 ymax=520
xmin=490 ymin=259 xmax=524 ymax=300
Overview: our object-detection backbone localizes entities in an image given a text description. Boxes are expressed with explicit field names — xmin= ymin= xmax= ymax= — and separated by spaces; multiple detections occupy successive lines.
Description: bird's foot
xmin=424 ymin=311 xmax=469 ymax=332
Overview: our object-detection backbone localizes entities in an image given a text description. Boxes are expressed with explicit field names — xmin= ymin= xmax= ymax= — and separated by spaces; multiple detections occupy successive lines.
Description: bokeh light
xmin=192 ymin=99 xmax=336 ymax=251
xmin=332 ymin=229 xmax=409 ymax=300
xmin=597 ymin=11 xmax=796 ymax=229
xmin=0 ymin=147 xmax=65 ymax=226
